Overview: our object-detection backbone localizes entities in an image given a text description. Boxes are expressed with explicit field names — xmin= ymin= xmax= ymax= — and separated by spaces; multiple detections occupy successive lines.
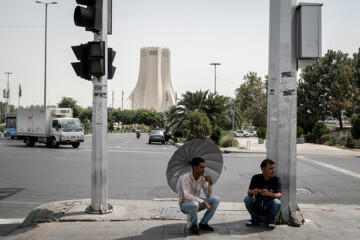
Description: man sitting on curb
xmin=244 ymin=159 xmax=282 ymax=229
xmin=179 ymin=157 xmax=220 ymax=234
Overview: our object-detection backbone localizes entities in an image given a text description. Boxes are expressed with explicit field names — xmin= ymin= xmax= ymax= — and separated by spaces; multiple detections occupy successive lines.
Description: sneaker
xmin=246 ymin=219 xmax=259 ymax=227
xmin=267 ymin=223 xmax=276 ymax=230
xmin=189 ymin=225 xmax=200 ymax=234
xmin=199 ymin=223 xmax=214 ymax=231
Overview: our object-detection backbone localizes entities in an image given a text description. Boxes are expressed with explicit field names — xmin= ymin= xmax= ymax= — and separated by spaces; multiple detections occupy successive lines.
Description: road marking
xmin=298 ymin=156 xmax=360 ymax=180
xmin=0 ymin=219 xmax=24 ymax=224
xmin=82 ymin=149 xmax=173 ymax=154
xmin=0 ymin=200 xmax=43 ymax=204
xmin=162 ymin=146 xmax=166 ymax=150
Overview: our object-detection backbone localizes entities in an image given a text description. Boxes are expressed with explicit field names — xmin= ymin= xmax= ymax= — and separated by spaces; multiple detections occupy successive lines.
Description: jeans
xmin=244 ymin=195 xmax=281 ymax=224
xmin=180 ymin=196 xmax=220 ymax=227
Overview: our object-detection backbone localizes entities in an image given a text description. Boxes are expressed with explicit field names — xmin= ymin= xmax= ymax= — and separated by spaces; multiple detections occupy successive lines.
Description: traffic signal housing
xmin=74 ymin=0 xmax=102 ymax=33
xmin=71 ymin=44 xmax=91 ymax=80
xmin=108 ymin=48 xmax=116 ymax=79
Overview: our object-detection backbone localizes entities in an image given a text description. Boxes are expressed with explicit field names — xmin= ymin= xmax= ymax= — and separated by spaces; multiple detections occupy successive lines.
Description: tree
xmin=351 ymin=114 xmax=360 ymax=139
xmin=137 ymin=110 xmax=162 ymax=128
xmin=58 ymin=97 xmax=83 ymax=118
xmin=312 ymin=122 xmax=330 ymax=143
xmin=235 ymin=72 xmax=267 ymax=128
xmin=181 ymin=111 xmax=212 ymax=139
xmin=166 ymin=90 xmax=209 ymax=132
xmin=205 ymin=93 xmax=231 ymax=129
xmin=298 ymin=50 xmax=356 ymax=132
xmin=79 ymin=107 xmax=92 ymax=123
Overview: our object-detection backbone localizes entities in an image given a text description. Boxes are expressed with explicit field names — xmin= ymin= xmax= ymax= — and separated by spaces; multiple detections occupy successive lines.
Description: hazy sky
xmin=1 ymin=0 xmax=360 ymax=108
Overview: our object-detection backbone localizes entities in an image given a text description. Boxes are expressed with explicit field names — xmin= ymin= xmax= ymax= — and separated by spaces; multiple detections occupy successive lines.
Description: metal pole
xmin=267 ymin=0 xmax=297 ymax=223
xmin=4 ymin=72 xmax=12 ymax=116
xmin=210 ymin=63 xmax=221 ymax=94
xmin=121 ymin=90 xmax=124 ymax=110
xmin=36 ymin=1 xmax=57 ymax=109
xmin=44 ymin=3 xmax=47 ymax=109
xmin=87 ymin=0 xmax=112 ymax=214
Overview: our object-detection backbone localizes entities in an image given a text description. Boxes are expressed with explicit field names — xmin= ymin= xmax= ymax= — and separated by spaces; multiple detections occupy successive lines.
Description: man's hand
xmin=251 ymin=188 xmax=261 ymax=196
xmin=259 ymin=189 xmax=273 ymax=197
xmin=203 ymin=201 xmax=212 ymax=212
xmin=204 ymin=175 xmax=213 ymax=185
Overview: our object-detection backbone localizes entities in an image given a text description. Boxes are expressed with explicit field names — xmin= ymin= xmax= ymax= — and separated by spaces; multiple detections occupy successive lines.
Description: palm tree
xmin=166 ymin=90 xmax=209 ymax=132
xmin=205 ymin=93 xmax=232 ymax=128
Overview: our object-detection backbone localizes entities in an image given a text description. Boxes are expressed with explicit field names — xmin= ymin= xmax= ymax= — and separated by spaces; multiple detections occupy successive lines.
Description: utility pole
xmin=267 ymin=0 xmax=297 ymax=223
xmin=4 ymin=72 xmax=12 ymax=117
xmin=121 ymin=90 xmax=124 ymax=110
xmin=210 ymin=63 xmax=220 ymax=94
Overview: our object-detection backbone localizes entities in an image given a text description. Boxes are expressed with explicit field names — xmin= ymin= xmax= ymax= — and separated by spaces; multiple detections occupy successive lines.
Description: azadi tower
xmin=124 ymin=47 xmax=176 ymax=112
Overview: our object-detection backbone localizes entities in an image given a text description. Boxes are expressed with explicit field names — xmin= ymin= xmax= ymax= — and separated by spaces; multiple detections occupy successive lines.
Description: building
xmin=123 ymin=47 xmax=176 ymax=112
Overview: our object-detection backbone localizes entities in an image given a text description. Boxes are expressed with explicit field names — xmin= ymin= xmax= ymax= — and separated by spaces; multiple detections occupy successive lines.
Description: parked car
xmin=229 ymin=130 xmax=241 ymax=137
xmin=236 ymin=130 xmax=249 ymax=137
xmin=148 ymin=130 xmax=165 ymax=144
xmin=249 ymin=131 xmax=257 ymax=137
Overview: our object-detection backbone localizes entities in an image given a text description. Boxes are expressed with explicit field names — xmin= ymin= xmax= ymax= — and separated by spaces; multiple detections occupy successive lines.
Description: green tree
xmin=137 ymin=110 xmax=162 ymax=128
xmin=58 ymin=97 xmax=83 ymax=118
xmin=79 ymin=107 xmax=92 ymax=123
xmin=235 ymin=72 xmax=267 ymax=128
xmin=312 ymin=122 xmax=330 ymax=143
xmin=351 ymin=114 xmax=360 ymax=139
xmin=182 ymin=111 xmax=212 ymax=139
xmin=298 ymin=50 xmax=357 ymax=132
xmin=205 ymin=93 xmax=231 ymax=129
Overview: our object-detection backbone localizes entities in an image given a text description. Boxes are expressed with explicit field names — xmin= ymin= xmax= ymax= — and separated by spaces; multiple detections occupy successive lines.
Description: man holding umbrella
xmin=178 ymin=157 xmax=220 ymax=234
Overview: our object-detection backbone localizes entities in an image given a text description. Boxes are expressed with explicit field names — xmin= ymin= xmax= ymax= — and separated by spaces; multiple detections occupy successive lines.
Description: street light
xmin=35 ymin=1 xmax=58 ymax=109
xmin=210 ymin=63 xmax=221 ymax=94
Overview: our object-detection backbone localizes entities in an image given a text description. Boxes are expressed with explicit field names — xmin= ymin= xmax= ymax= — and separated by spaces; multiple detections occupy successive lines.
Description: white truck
xmin=16 ymin=108 xmax=84 ymax=148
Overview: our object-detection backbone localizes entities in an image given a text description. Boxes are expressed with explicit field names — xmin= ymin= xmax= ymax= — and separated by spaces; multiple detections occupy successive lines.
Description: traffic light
xmin=108 ymin=48 xmax=116 ymax=79
xmin=71 ymin=41 xmax=106 ymax=80
xmin=71 ymin=44 xmax=91 ymax=80
xmin=74 ymin=0 xmax=102 ymax=33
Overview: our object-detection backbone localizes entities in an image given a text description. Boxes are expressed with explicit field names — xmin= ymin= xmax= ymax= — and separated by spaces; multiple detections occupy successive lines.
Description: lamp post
xmin=35 ymin=1 xmax=57 ymax=109
xmin=4 ymin=72 xmax=12 ymax=117
xmin=210 ymin=63 xmax=221 ymax=94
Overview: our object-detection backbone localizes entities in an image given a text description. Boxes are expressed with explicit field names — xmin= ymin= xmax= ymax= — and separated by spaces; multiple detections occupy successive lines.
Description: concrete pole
xmin=87 ymin=0 xmax=112 ymax=214
xmin=267 ymin=0 xmax=298 ymax=223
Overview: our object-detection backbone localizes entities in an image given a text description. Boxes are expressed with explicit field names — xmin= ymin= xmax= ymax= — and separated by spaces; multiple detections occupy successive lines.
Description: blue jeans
xmin=180 ymin=196 xmax=220 ymax=227
xmin=244 ymin=195 xmax=281 ymax=224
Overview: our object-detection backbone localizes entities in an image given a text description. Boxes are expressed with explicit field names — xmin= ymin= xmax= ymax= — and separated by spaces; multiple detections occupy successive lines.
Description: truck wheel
xmin=11 ymin=136 xmax=14 ymax=139
xmin=25 ymin=137 xmax=31 ymax=147
xmin=72 ymin=142 xmax=80 ymax=148
xmin=29 ymin=141 xmax=35 ymax=147
xmin=50 ymin=137 xmax=59 ymax=148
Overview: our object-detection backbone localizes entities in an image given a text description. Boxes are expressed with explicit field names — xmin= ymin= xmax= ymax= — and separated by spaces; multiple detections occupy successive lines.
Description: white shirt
xmin=178 ymin=172 xmax=213 ymax=205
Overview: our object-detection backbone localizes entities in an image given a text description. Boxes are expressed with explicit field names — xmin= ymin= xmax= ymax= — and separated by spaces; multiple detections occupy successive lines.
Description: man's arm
xmin=247 ymin=188 xmax=260 ymax=197
xmin=203 ymin=175 xmax=213 ymax=198
xmin=260 ymin=189 xmax=282 ymax=200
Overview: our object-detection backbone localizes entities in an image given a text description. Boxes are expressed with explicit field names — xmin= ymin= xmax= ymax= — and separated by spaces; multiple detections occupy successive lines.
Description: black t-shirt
xmin=249 ymin=174 xmax=282 ymax=198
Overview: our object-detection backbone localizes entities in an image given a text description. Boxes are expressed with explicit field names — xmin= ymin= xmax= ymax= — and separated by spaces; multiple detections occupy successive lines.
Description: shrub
xmin=173 ymin=130 xmax=183 ymax=138
xmin=211 ymin=126 xmax=222 ymax=144
xmin=304 ymin=133 xmax=316 ymax=143
xmin=319 ymin=134 xmax=336 ymax=145
xmin=297 ymin=126 xmax=304 ymax=138
xmin=345 ymin=136 xmax=355 ymax=148
xmin=312 ymin=122 xmax=330 ymax=143
xmin=256 ymin=127 xmax=266 ymax=139
xmin=219 ymin=135 xmax=239 ymax=148
xmin=336 ymin=135 xmax=348 ymax=145
xmin=351 ymin=115 xmax=360 ymax=139
xmin=181 ymin=111 xmax=212 ymax=139
xmin=0 ymin=123 xmax=5 ymax=133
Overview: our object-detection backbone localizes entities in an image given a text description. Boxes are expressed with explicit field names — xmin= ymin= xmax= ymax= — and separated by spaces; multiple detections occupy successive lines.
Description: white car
xmin=248 ymin=131 xmax=257 ymax=137
xmin=235 ymin=130 xmax=249 ymax=137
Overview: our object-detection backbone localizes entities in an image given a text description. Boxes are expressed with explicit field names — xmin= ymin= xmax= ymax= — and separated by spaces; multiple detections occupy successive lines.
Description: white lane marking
xmin=162 ymin=146 xmax=166 ymax=150
xmin=82 ymin=149 xmax=172 ymax=154
xmin=298 ymin=156 xmax=360 ymax=179
xmin=0 ymin=219 xmax=24 ymax=224
xmin=0 ymin=200 xmax=43 ymax=204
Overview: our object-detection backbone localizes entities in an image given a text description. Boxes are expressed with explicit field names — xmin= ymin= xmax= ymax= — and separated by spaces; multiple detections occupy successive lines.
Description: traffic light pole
xmin=267 ymin=0 xmax=298 ymax=224
xmin=86 ymin=0 xmax=112 ymax=214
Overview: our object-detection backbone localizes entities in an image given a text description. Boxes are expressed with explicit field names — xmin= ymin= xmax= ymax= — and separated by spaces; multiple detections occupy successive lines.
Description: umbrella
xmin=166 ymin=139 xmax=223 ymax=193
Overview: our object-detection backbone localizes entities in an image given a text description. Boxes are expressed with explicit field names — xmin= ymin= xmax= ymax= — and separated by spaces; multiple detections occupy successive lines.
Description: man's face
xmin=194 ymin=162 xmax=206 ymax=175
xmin=262 ymin=164 xmax=275 ymax=178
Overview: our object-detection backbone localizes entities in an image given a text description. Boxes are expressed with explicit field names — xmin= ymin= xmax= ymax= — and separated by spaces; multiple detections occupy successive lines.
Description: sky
xmin=1 ymin=0 xmax=360 ymax=109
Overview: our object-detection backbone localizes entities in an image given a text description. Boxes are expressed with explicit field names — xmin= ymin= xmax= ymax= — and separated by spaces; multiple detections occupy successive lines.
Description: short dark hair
xmin=190 ymin=157 xmax=205 ymax=167
xmin=260 ymin=159 xmax=275 ymax=169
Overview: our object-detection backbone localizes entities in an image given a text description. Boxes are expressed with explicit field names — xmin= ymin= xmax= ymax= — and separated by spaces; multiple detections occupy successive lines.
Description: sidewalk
xmin=3 ymin=199 xmax=360 ymax=240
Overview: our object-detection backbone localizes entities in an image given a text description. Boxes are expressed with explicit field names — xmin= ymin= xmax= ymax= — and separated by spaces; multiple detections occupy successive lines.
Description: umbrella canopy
xmin=166 ymin=139 xmax=223 ymax=193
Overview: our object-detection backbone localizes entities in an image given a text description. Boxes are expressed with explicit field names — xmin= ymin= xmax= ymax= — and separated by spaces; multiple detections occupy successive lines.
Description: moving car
xmin=148 ymin=130 xmax=165 ymax=144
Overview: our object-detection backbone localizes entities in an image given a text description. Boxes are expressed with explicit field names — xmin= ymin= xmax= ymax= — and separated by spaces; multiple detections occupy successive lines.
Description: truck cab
xmin=4 ymin=113 xmax=17 ymax=139
xmin=51 ymin=118 xmax=84 ymax=148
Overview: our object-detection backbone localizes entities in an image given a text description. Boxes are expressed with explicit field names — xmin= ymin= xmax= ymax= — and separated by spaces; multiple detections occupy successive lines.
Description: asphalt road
xmin=1 ymin=133 xmax=360 ymax=227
